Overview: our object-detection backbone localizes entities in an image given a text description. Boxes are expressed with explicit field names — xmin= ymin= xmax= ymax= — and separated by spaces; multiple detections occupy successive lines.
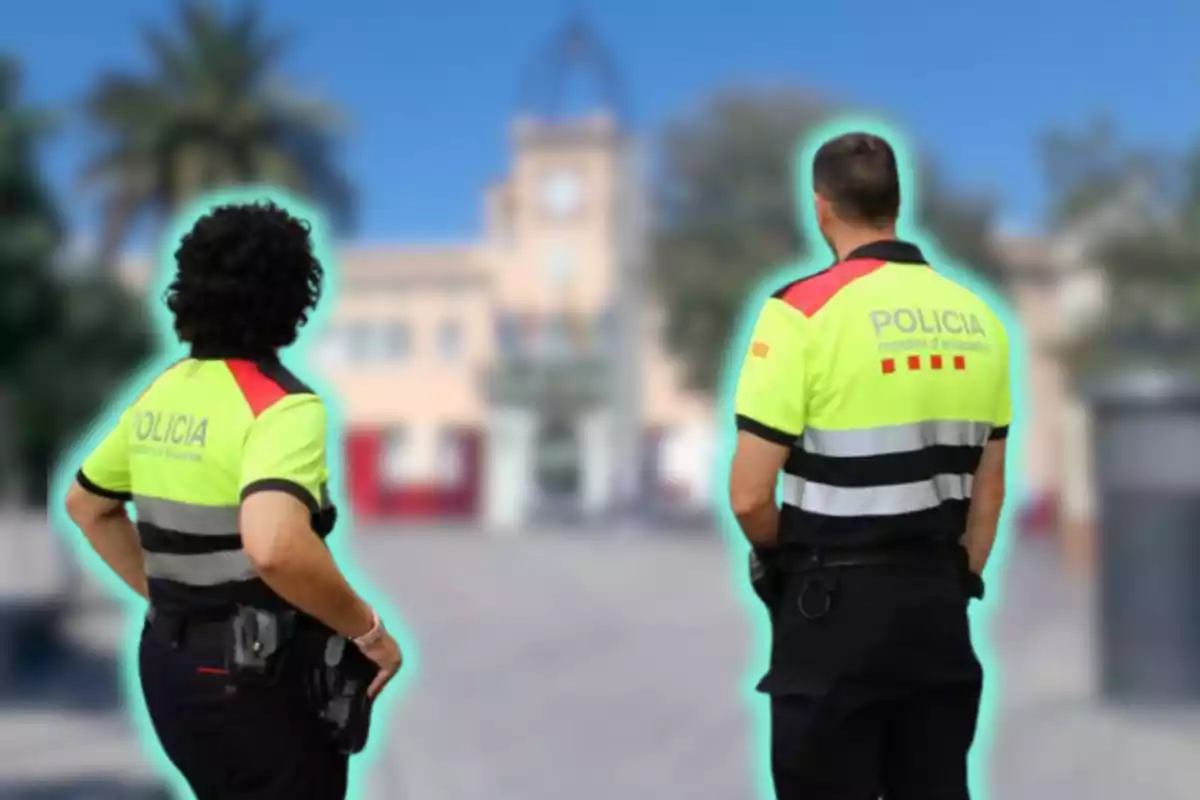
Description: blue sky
xmin=5 ymin=0 xmax=1199 ymax=245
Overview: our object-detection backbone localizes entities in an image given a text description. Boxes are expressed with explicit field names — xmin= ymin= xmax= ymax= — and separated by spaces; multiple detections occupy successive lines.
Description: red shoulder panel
xmin=225 ymin=359 xmax=288 ymax=418
xmin=780 ymin=258 xmax=888 ymax=317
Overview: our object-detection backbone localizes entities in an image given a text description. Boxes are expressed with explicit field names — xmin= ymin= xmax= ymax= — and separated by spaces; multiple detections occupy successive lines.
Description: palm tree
xmin=80 ymin=0 xmax=355 ymax=265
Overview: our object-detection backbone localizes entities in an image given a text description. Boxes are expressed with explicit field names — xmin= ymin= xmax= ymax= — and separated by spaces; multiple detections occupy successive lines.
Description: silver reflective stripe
xmin=143 ymin=551 xmax=258 ymax=586
xmin=800 ymin=421 xmax=992 ymax=458
xmin=134 ymin=496 xmax=239 ymax=536
xmin=781 ymin=473 xmax=974 ymax=517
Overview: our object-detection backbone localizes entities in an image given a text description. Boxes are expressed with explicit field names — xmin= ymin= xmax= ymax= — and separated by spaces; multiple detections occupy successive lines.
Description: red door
xmin=344 ymin=430 xmax=384 ymax=521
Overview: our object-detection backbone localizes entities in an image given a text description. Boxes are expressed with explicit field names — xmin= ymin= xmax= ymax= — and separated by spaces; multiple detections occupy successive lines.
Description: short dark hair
xmin=811 ymin=132 xmax=901 ymax=226
xmin=165 ymin=201 xmax=323 ymax=357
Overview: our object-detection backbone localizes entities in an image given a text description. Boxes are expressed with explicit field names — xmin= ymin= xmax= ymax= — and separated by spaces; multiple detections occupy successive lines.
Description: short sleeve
xmin=240 ymin=394 xmax=328 ymax=514
xmin=990 ymin=329 xmax=1012 ymax=440
xmin=734 ymin=297 xmax=809 ymax=446
xmin=77 ymin=410 xmax=133 ymax=501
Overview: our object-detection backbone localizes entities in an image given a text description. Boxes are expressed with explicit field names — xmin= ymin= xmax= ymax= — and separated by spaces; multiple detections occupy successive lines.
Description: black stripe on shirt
xmin=778 ymin=499 xmax=972 ymax=549
xmin=137 ymin=521 xmax=241 ymax=555
xmin=785 ymin=445 xmax=985 ymax=488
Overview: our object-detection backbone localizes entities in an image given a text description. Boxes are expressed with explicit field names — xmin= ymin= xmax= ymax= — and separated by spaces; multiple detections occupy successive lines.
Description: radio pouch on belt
xmin=228 ymin=606 xmax=296 ymax=680
xmin=308 ymin=635 xmax=377 ymax=755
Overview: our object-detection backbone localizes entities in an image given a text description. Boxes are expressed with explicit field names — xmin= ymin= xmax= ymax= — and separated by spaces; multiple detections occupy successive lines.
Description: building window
xmin=434 ymin=429 xmax=464 ymax=487
xmin=346 ymin=322 xmax=376 ymax=363
xmin=312 ymin=326 xmax=344 ymax=366
xmin=597 ymin=308 xmax=617 ymax=350
xmin=542 ymin=246 xmax=577 ymax=290
xmin=383 ymin=321 xmax=411 ymax=361
xmin=496 ymin=314 xmax=523 ymax=358
xmin=381 ymin=427 xmax=416 ymax=486
xmin=542 ymin=316 xmax=574 ymax=362
xmin=437 ymin=319 xmax=462 ymax=362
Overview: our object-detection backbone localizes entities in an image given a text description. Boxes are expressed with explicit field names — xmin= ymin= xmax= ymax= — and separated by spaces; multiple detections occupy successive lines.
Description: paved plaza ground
xmin=1 ymin=522 xmax=1197 ymax=798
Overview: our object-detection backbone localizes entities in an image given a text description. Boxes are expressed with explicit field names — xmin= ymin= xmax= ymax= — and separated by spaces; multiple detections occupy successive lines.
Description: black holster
xmin=305 ymin=634 xmax=377 ymax=755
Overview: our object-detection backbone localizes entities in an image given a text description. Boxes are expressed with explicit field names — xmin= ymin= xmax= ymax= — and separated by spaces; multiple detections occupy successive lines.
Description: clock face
xmin=541 ymin=169 xmax=583 ymax=219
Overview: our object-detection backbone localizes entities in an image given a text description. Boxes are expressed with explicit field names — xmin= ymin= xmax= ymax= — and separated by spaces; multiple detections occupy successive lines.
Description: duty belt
xmin=145 ymin=605 xmax=376 ymax=755
xmin=754 ymin=541 xmax=983 ymax=621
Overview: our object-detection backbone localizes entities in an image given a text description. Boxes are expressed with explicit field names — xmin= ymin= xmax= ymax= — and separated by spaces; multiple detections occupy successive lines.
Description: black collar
xmin=842 ymin=239 xmax=927 ymax=265
xmin=189 ymin=344 xmax=279 ymax=362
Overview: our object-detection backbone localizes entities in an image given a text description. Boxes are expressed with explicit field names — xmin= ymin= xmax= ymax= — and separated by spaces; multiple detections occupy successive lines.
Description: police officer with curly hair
xmin=64 ymin=201 xmax=402 ymax=799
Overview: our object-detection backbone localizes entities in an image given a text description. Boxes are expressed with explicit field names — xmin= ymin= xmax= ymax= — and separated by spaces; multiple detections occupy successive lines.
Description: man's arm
xmin=962 ymin=334 xmax=1013 ymax=575
xmin=730 ymin=297 xmax=809 ymax=548
xmin=730 ymin=432 xmax=790 ymax=548
xmin=67 ymin=412 xmax=148 ymax=601
xmin=963 ymin=439 xmax=1006 ymax=575
xmin=238 ymin=394 xmax=376 ymax=640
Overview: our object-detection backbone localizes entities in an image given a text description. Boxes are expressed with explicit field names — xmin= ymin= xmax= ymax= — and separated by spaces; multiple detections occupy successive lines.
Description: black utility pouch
xmin=227 ymin=606 xmax=297 ymax=683
xmin=307 ymin=635 xmax=377 ymax=755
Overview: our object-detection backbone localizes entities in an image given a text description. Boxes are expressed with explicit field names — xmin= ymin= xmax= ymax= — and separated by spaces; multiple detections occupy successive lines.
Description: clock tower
xmin=481 ymin=13 xmax=647 ymax=528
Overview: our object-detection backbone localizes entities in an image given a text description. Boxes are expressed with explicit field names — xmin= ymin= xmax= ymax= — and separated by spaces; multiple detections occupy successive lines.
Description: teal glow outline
xmin=48 ymin=186 xmax=417 ymax=799
xmin=709 ymin=116 xmax=1029 ymax=800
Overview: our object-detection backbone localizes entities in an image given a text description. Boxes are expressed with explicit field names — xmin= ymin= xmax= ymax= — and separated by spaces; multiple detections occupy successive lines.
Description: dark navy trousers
xmin=138 ymin=620 xmax=349 ymax=799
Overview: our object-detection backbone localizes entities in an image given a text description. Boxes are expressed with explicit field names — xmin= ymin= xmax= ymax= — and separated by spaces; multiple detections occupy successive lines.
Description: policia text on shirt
xmin=729 ymin=133 xmax=1010 ymax=800
xmin=64 ymin=202 xmax=404 ymax=800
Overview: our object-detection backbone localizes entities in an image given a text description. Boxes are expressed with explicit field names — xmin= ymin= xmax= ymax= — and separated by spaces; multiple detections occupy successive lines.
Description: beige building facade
xmin=308 ymin=113 xmax=713 ymax=526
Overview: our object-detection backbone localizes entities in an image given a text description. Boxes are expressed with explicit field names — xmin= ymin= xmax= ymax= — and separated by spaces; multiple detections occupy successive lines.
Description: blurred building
xmin=311 ymin=113 xmax=713 ymax=527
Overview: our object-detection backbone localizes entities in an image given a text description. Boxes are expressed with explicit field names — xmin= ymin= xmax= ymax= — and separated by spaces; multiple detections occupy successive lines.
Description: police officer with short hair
xmin=65 ymin=201 xmax=403 ymax=799
xmin=729 ymin=133 xmax=1010 ymax=799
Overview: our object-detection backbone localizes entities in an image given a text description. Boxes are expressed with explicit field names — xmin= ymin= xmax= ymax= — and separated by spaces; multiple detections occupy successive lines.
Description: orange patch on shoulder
xmin=750 ymin=341 xmax=770 ymax=358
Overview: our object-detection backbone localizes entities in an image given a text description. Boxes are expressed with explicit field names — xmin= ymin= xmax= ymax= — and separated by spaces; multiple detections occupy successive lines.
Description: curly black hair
xmin=165 ymin=201 xmax=324 ymax=358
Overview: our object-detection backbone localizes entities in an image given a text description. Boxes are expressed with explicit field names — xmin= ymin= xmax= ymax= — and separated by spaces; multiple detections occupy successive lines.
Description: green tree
xmin=15 ymin=275 xmax=154 ymax=504
xmin=1039 ymin=119 xmax=1200 ymax=375
xmin=0 ymin=56 xmax=64 ymax=501
xmin=80 ymin=0 xmax=354 ymax=265
xmin=652 ymin=88 xmax=1003 ymax=392
xmin=0 ymin=56 xmax=153 ymax=505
